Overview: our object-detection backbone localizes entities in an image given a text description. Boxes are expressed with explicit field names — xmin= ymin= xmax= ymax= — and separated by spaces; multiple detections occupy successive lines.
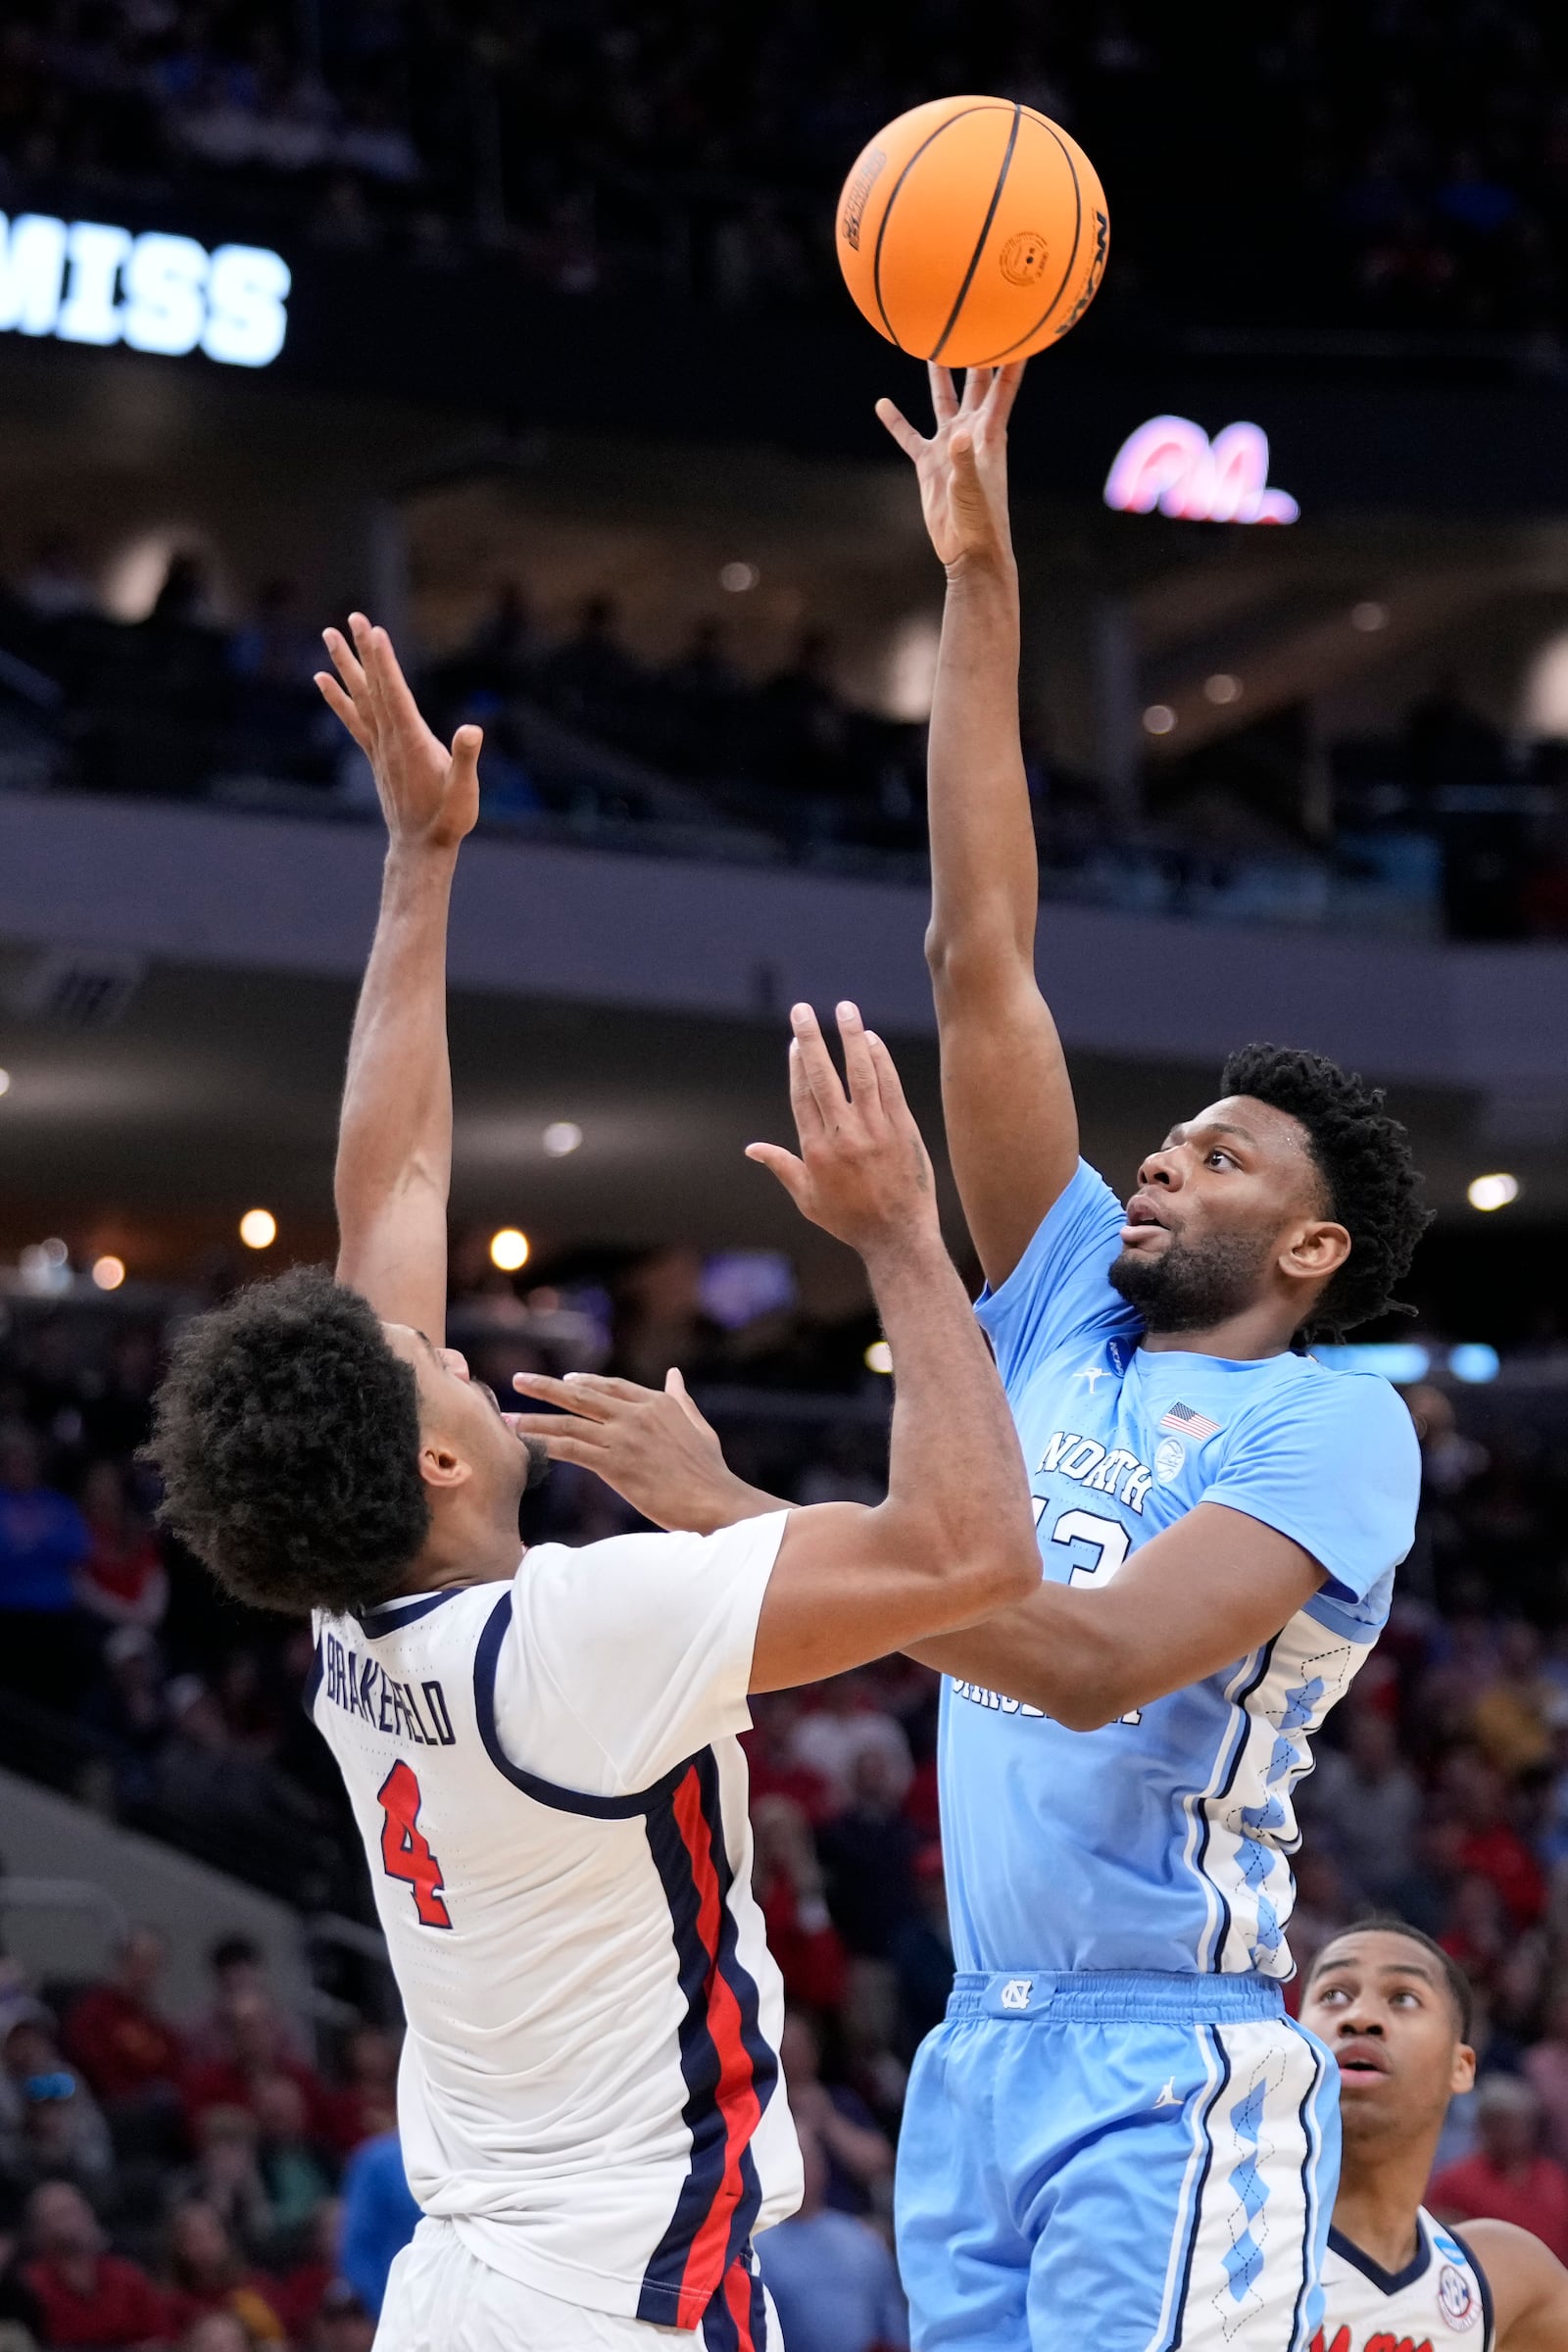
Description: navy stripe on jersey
xmin=1287 ymin=2023 xmax=1329 ymax=2350
xmin=1193 ymin=1638 xmax=1279 ymax=1969
xmin=637 ymin=1750 xmax=775 ymax=2329
xmin=472 ymin=1590 xmax=691 ymax=1818
xmin=1167 ymin=2026 xmax=1232 ymax=2351
xmin=356 ymin=1589 xmax=463 ymax=1638
xmin=702 ymin=2252 xmax=768 ymax=2352
xmin=1325 ymin=2223 xmax=1431 ymax=2297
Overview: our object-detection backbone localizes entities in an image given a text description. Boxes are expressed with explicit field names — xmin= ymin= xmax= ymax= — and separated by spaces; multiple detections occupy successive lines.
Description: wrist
xmin=384 ymin=838 xmax=460 ymax=882
xmin=944 ymin=545 xmax=1018 ymax=593
xmin=857 ymin=1217 xmax=950 ymax=1282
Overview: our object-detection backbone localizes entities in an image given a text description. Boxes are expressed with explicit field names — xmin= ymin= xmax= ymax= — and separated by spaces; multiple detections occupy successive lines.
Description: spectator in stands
xmin=184 ymin=2314 xmax=252 ymax=2352
xmin=330 ymin=2028 xmax=398 ymax=2154
xmin=539 ymin=595 xmax=640 ymax=734
xmin=78 ymin=1629 xmax=172 ymax=1806
xmin=775 ymin=2010 xmax=893 ymax=2220
xmin=755 ymin=2125 xmax=907 ymax=2352
xmin=1527 ymin=1982 xmax=1568 ymax=2170
xmin=0 ymin=1423 xmax=90 ymax=1706
xmin=1430 ymin=2075 xmax=1568 ymax=2261
xmin=889 ymin=1844 xmax=954 ymax=2062
xmin=22 ymin=2180 xmax=170 ymax=2348
xmin=176 ymin=2106 xmax=273 ymax=2258
xmin=63 ymin=1926 xmax=184 ymax=2122
xmin=337 ymin=2132 xmax=420 ymax=2316
xmin=1446 ymin=1749 xmax=1547 ymax=1930
xmin=74 ymin=1462 xmax=170 ymax=1632
xmin=188 ymin=1938 xmax=301 ymax=2069
xmin=1298 ymin=1707 xmax=1424 ymax=1907
xmin=253 ymin=2073 xmax=337 ymax=2249
xmin=817 ymin=1744 xmax=920 ymax=1961
xmin=312 ymin=2276 xmax=376 ymax=2352
xmin=750 ymin=1796 xmax=848 ymax=2013
xmin=1472 ymin=1619 xmax=1557 ymax=1778
xmin=0 ymin=1999 xmax=114 ymax=2190
xmin=789 ymin=1674 xmax=913 ymax=1811
xmin=184 ymin=1988 xmax=337 ymax=2150
xmin=164 ymin=2196 xmax=287 ymax=2343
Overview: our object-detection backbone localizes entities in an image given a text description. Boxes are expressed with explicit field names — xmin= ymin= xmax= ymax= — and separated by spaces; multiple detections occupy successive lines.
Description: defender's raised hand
xmin=876 ymin=361 xmax=1024 ymax=574
xmin=746 ymin=1003 xmax=938 ymax=1257
xmin=317 ymin=613 xmax=480 ymax=855
xmin=507 ymin=1366 xmax=776 ymax=1537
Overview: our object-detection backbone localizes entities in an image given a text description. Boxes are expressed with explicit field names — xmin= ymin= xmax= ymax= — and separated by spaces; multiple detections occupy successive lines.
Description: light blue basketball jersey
xmin=940 ymin=1158 xmax=1421 ymax=1981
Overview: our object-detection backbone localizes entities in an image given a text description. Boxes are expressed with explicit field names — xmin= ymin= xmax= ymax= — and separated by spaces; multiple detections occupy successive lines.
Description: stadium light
xmin=1466 ymin=1172 xmax=1519 ymax=1213
xmin=1448 ymin=1343 xmax=1500 ymax=1384
xmin=1143 ymin=704 xmax=1176 ymax=736
xmin=92 ymin=1255 xmax=126 ymax=1291
xmin=1312 ymin=1343 xmax=1431 ymax=1383
xmin=543 ymin=1121 xmax=583 ymax=1158
xmin=864 ymin=1340 xmax=893 ymax=1375
xmin=490 ymin=1228 xmax=530 ymax=1272
xmin=239 ymin=1207 xmax=277 ymax=1250
xmin=1203 ymin=674 xmax=1241 ymax=705
xmin=719 ymin=563 xmax=760 ymax=593
xmin=1350 ymin=601 xmax=1390 ymax=633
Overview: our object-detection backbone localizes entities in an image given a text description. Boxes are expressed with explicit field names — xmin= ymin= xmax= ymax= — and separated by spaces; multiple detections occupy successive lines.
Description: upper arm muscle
xmin=1462 ymin=2221 xmax=1568 ymax=2349
xmin=931 ymin=962 xmax=1079 ymax=1289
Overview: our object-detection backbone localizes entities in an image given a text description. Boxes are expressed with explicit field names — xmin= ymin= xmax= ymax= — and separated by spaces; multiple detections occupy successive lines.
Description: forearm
xmin=925 ymin=556 xmax=1036 ymax=972
xmin=866 ymin=1229 xmax=1033 ymax=1584
xmin=907 ymin=1589 xmax=1114 ymax=1727
xmin=334 ymin=845 xmax=458 ymax=1325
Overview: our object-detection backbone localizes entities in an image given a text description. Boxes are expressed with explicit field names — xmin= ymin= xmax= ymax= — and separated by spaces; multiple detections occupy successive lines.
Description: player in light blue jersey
xmin=513 ymin=368 xmax=1431 ymax=2350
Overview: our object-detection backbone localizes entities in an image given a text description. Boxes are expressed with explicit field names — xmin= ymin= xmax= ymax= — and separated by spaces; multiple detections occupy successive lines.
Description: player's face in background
xmin=382 ymin=1323 xmax=535 ymax=1522
xmin=1108 ymin=1094 xmax=1328 ymax=1333
xmin=1299 ymin=1930 xmax=1475 ymax=2151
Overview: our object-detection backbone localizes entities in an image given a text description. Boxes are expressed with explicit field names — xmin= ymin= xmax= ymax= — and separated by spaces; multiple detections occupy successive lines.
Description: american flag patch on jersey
xmin=1160 ymin=1401 xmax=1221 ymax=1442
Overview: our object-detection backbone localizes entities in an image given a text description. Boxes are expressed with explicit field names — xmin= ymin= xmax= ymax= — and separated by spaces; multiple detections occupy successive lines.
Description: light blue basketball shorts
xmin=895 ymin=1971 xmax=1340 ymax=2352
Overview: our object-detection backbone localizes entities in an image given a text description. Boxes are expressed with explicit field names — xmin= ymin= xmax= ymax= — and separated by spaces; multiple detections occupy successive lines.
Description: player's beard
xmin=1108 ymin=1225 xmax=1274 ymax=1335
xmin=516 ymin=1437 xmax=551 ymax=1538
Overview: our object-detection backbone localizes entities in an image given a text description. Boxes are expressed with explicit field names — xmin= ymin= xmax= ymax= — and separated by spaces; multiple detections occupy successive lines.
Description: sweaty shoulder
xmin=1200 ymin=1360 xmax=1419 ymax=1617
xmin=491 ymin=1513 xmax=789 ymax=1799
xmin=974 ymin=1158 xmax=1140 ymax=1390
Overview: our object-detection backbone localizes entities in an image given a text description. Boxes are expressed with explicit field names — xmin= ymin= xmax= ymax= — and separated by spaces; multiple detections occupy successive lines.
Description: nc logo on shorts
xmin=1154 ymin=1437 xmax=1186 ymax=1483
xmin=1001 ymin=1979 xmax=1032 ymax=2010
xmin=1438 ymin=2264 xmax=1479 ymax=2330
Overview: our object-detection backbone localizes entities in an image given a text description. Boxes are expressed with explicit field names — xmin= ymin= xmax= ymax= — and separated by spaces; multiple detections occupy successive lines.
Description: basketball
xmin=836 ymin=96 xmax=1109 ymax=368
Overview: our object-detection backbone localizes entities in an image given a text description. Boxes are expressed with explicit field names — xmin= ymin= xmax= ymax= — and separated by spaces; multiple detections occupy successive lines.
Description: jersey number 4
xmin=377 ymin=1760 xmax=452 ymax=1928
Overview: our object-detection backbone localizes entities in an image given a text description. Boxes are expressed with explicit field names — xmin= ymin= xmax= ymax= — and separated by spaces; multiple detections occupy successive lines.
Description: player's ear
xmin=1280 ymin=1218 xmax=1349 ymax=1293
xmin=1450 ymin=2039 xmax=1478 ymax=2098
xmin=417 ymin=1438 xmax=471 ymax=1494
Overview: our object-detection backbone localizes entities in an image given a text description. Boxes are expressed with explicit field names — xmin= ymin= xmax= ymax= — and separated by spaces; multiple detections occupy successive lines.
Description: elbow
xmin=1046 ymin=1618 xmax=1141 ymax=1733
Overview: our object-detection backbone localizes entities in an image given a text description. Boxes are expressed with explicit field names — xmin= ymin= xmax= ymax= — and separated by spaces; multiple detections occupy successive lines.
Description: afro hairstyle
xmin=1219 ymin=1042 xmax=1430 ymax=1342
xmin=147 ymin=1264 xmax=429 ymax=1614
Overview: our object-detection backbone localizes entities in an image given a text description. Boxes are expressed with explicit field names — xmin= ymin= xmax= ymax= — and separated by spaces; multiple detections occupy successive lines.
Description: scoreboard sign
xmin=0 ymin=212 xmax=289 ymax=368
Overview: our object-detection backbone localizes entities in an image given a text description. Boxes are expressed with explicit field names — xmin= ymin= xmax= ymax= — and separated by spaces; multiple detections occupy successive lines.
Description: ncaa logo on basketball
xmin=1438 ymin=2264 xmax=1479 ymax=2330
xmin=840 ymin=149 xmax=886 ymax=250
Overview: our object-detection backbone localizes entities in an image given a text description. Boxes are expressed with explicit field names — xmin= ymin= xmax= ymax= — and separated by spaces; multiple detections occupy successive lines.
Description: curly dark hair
xmin=147 ymin=1264 xmax=429 ymax=1615
xmin=1219 ymin=1042 xmax=1431 ymax=1342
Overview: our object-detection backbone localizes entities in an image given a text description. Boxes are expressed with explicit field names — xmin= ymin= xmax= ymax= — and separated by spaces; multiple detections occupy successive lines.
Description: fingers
xmin=509 ymin=1372 xmax=616 ymax=1423
xmin=785 ymin=1033 xmax=827 ymax=1149
xmin=959 ymin=366 xmax=994 ymax=414
xmin=988 ymin=360 xmax=1026 ymax=426
xmin=450 ymin=720 xmax=483 ymax=792
xmin=314 ymin=668 xmax=371 ymax=752
xmin=507 ymin=1429 xmax=606 ymax=1471
xmin=928 ymin=364 xmax=958 ymax=425
xmin=347 ymin=612 xmax=385 ymax=732
xmin=665 ymin=1365 xmax=718 ymax=1439
xmin=874 ymin=398 xmax=924 ymax=462
xmin=321 ymin=624 xmax=368 ymax=710
xmin=362 ymin=615 xmax=427 ymax=740
xmin=835 ymin=1000 xmax=878 ymax=1111
xmin=789 ymin=1003 xmax=850 ymax=1128
xmin=863 ymin=1027 xmax=911 ymax=1123
xmin=745 ymin=1141 xmax=809 ymax=1208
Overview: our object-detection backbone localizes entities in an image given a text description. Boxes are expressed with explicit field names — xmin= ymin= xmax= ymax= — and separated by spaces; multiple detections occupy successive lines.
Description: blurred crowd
xmin=6 ymin=2 xmax=1568 ymax=342
xmin=7 ymin=544 xmax=1568 ymax=941
xmin=4 ymin=1277 xmax=1568 ymax=2340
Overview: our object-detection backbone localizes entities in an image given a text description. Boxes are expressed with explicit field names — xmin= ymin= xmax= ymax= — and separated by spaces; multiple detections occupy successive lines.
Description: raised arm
xmin=511 ymin=1002 xmax=1039 ymax=1690
xmin=316 ymin=616 xmax=480 ymax=1339
xmin=878 ymin=363 xmax=1078 ymax=1288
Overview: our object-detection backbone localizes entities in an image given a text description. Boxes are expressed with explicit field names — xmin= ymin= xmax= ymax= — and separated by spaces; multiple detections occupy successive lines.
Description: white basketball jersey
xmin=1314 ymin=2213 xmax=1494 ymax=2350
xmin=309 ymin=1511 xmax=801 ymax=2330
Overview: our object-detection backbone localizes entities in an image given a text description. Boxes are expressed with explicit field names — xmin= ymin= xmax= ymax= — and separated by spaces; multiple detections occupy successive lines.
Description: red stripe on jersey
xmin=723 ymin=2255 xmax=760 ymax=2352
xmin=670 ymin=1762 xmax=763 ymax=2316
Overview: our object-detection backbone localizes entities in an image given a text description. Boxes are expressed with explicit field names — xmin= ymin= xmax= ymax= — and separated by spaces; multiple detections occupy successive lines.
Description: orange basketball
xmin=836 ymin=97 xmax=1108 ymax=368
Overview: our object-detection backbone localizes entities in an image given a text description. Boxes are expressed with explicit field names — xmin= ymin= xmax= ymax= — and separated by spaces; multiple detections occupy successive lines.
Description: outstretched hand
xmin=876 ymin=361 xmax=1024 ymax=573
xmin=507 ymin=1366 xmax=774 ymax=1536
xmin=746 ymin=1003 xmax=938 ymax=1257
xmin=317 ymin=612 xmax=480 ymax=856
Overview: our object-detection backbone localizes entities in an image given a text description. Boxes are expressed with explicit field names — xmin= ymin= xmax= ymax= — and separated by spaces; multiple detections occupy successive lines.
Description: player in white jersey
xmin=147 ymin=618 xmax=1041 ymax=2352
xmin=1300 ymin=1922 xmax=1568 ymax=2352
